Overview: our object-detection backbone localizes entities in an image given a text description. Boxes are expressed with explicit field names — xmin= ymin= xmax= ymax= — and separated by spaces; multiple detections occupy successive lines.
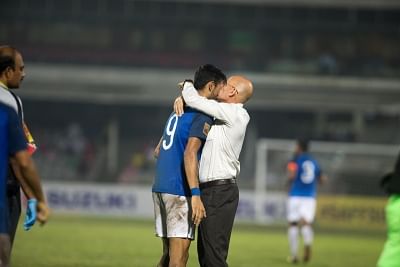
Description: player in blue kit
xmin=0 ymin=104 xmax=30 ymax=266
xmin=152 ymin=64 xmax=226 ymax=267
xmin=286 ymin=139 xmax=327 ymax=264
xmin=0 ymin=103 xmax=49 ymax=267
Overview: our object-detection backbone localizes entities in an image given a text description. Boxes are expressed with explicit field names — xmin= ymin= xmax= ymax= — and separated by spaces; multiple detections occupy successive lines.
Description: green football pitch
xmin=12 ymin=215 xmax=385 ymax=267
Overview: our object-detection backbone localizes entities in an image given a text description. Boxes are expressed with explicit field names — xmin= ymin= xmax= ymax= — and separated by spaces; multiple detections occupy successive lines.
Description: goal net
xmin=254 ymin=139 xmax=399 ymax=196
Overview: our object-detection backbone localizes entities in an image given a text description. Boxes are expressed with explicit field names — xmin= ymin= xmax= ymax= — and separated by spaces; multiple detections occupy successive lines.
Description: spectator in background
xmin=318 ymin=52 xmax=337 ymax=75
xmin=378 ymin=150 xmax=400 ymax=267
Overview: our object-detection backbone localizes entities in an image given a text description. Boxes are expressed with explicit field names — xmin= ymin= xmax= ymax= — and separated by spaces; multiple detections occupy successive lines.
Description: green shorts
xmin=377 ymin=195 xmax=400 ymax=267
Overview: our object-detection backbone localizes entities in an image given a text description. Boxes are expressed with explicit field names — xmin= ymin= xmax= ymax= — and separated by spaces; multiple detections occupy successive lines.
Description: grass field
xmin=11 ymin=215 xmax=385 ymax=267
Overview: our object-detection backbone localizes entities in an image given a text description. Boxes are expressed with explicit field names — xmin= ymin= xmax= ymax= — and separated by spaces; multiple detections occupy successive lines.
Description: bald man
xmin=0 ymin=45 xmax=47 ymax=249
xmin=178 ymin=76 xmax=253 ymax=267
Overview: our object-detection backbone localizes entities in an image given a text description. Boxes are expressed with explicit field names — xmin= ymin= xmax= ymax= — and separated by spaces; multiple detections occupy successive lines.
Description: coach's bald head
xmin=217 ymin=75 xmax=253 ymax=104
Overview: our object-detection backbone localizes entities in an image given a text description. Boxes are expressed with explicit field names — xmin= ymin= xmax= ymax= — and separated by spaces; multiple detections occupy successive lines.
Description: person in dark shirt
xmin=0 ymin=103 xmax=49 ymax=267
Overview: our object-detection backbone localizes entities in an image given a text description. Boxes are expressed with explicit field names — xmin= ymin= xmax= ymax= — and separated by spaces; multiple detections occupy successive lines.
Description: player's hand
xmin=173 ymin=96 xmax=185 ymax=116
xmin=191 ymin=196 xmax=206 ymax=226
xmin=24 ymin=198 xmax=37 ymax=231
xmin=36 ymin=201 xmax=50 ymax=225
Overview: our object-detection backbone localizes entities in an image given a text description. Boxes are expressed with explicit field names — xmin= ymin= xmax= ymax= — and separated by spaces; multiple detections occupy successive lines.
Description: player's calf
xmin=303 ymin=245 xmax=312 ymax=263
xmin=168 ymin=237 xmax=191 ymax=267
xmin=156 ymin=238 xmax=170 ymax=267
xmin=300 ymin=223 xmax=313 ymax=263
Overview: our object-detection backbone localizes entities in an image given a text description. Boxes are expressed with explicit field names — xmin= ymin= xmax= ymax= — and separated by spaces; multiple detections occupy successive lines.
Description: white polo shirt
xmin=0 ymin=82 xmax=24 ymax=118
xmin=182 ymin=83 xmax=250 ymax=183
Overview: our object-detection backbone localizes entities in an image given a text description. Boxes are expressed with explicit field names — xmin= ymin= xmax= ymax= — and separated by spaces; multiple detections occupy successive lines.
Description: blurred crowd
xmin=1 ymin=0 xmax=399 ymax=78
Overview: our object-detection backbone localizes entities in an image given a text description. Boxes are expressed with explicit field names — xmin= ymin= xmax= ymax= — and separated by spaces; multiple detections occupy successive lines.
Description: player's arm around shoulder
xmin=182 ymin=81 xmax=231 ymax=123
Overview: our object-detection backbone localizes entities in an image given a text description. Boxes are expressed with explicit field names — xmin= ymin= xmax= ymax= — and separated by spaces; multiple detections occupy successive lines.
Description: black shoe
xmin=303 ymin=246 xmax=312 ymax=263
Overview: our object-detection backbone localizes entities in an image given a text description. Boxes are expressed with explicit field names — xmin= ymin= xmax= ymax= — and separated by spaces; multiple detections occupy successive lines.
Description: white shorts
xmin=152 ymin=192 xmax=195 ymax=240
xmin=287 ymin=197 xmax=316 ymax=224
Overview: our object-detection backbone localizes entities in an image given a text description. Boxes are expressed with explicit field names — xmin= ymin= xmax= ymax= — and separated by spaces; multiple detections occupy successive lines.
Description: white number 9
xmin=162 ymin=114 xmax=178 ymax=150
xmin=301 ymin=160 xmax=315 ymax=184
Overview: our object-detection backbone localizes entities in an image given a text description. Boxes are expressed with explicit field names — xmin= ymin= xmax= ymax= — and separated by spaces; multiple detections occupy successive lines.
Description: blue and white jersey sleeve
xmin=189 ymin=113 xmax=213 ymax=141
xmin=7 ymin=106 xmax=27 ymax=155
xmin=0 ymin=104 xmax=27 ymax=155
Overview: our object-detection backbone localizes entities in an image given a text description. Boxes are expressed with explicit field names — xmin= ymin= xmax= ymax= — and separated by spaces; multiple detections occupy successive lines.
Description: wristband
xmin=191 ymin=187 xmax=201 ymax=196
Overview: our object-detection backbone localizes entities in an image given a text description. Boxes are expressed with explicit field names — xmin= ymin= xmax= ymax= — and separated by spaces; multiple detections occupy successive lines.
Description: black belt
xmin=200 ymin=178 xmax=236 ymax=190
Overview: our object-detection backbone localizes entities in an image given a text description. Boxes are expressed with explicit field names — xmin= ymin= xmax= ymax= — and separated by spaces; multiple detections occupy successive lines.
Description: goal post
xmin=249 ymin=138 xmax=399 ymax=224
xmin=254 ymin=138 xmax=399 ymax=195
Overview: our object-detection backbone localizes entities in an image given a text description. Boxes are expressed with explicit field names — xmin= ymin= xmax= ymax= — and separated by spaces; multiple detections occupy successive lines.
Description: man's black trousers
xmin=197 ymin=182 xmax=239 ymax=267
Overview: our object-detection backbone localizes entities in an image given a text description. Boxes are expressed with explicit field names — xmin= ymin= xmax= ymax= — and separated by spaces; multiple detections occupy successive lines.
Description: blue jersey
xmin=152 ymin=108 xmax=212 ymax=196
xmin=287 ymin=153 xmax=321 ymax=198
xmin=0 ymin=104 xmax=27 ymax=233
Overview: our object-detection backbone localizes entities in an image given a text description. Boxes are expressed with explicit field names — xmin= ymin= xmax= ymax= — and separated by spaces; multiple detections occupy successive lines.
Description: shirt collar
xmin=0 ymin=81 xmax=8 ymax=90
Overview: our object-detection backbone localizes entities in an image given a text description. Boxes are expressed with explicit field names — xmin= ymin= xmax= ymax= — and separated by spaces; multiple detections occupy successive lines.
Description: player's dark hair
xmin=193 ymin=64 xmax=226 ymax=91
xmin=297 ymin=138 xmax=309 ymax=152
xmin=0 ymin=45 xmax=17 ymax=74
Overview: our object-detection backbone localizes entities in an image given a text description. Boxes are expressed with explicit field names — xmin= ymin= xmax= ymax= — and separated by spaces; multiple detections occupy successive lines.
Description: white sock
xmin=288 ymin=226 xmax=299 ymax=257
xmin=301 ymin=225 xmax=314 ymax=246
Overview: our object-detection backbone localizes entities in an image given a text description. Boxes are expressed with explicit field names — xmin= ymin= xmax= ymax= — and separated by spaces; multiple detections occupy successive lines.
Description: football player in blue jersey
xmin=152 ymin=64 xmax=226 ymax=267
xmin=286 ymin=139 xmax=327 ymax=264
xmin=0 ymin=103 xmax=49 ymax=267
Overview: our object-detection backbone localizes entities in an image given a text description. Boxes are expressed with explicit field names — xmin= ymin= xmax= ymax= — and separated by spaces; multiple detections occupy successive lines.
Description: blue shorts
xmin=0 ymin=203 xmax=9 ymax=234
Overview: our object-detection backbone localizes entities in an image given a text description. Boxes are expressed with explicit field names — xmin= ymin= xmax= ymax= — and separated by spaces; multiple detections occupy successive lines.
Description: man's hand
xmin=174 ymin=96 xmax=185 ymax=116
xmin=176 ymin=79 xmax=193 ymax=116
xmin=191 ymin=196 xmax=206 ymax=226
xmin=36 ymin=201 xmax=50 ymax=225
xmin=24 ymin=198 xmax=37 ymax=231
